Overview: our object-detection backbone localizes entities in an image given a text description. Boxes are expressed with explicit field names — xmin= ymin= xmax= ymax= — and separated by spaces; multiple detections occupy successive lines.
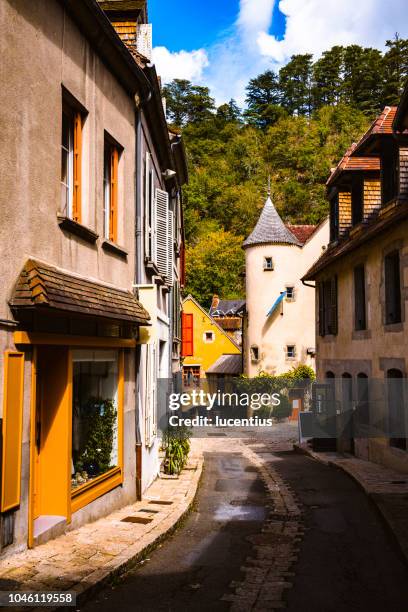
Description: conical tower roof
xmin=243 ymin=196 xmax=301 ymax=248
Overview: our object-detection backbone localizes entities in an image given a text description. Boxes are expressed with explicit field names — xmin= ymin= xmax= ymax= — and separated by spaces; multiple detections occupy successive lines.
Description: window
xmin=286 ymin=286 xmax=295 ymax=300
xmin=387 ymin=369 xmax=406 ymax=450
xmin=263 ymin=257 xmax=274 ymax=271
xmin=330 ymin=194 xmax=339 ymax=242
xmin=71 ymin=350 xmax=119 ymax=490
xmin=382 ymin=144 xmax=399 ymax=206
xmin=144 ymin=152 xmax=156 ymax=261
xmin=61 ymin=104 xmax=82 ymax=222
xmin=286 ymin=345 xmax=296 ymax=359
xmin=183 ymin=366 xmax=200 ymax=387
xmin=351 ymin=176 xmax=364 ymax=226
xmin=250 ymin=345 xmax=259 ymax=362
xmin=384 ymin=250 xmax=401 ymax=325
xmin=203 ymin=331 xmax=215 ymax=343
xmin=318 ymin=277 xmax=338 ymax=336
xmin=103 ymin=138 xmax=120 ymax=242
xmin=354 ymin=265 xmax=366 ymax=331
xmin=356 ymin=373 xmax=369 ymax=426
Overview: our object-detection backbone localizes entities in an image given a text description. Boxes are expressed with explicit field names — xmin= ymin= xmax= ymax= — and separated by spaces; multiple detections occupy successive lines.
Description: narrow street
xmin=81 ymin=426 xmax=408 ymax=612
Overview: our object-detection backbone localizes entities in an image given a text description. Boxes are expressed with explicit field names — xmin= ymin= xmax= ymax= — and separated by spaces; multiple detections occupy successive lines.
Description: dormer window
xmin=351 ymin=176 xmax=364 ymax=226
xmin=329 ymin=194 xmax=339 ymax=242
xmin=263 ymin=257 xmax=273 ymax=271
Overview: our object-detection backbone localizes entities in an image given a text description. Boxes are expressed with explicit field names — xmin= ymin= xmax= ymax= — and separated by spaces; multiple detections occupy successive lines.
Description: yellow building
xmin=181 ymin=295 xmax=241 ymax=382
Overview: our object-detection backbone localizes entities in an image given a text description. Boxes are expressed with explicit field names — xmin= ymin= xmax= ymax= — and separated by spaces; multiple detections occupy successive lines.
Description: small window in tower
xmin=286 ymin=345 xmax=296 ymax=359
xmin=203 ymin=331 xmax=215 ymax=343
xmin=263 ymin=257 xmax=274 ymax=271
xmin=250 ymin=345 xmax=260 ymax=362
xmin=286 ymin=287 xmax=295 ymax=300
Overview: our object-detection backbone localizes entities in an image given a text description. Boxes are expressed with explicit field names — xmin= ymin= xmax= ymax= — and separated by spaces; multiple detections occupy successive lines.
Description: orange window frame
xmin=73 ymin=112 xmax=82 ymax=223
xmin=109 ymin=146 xmax=119 ymax=243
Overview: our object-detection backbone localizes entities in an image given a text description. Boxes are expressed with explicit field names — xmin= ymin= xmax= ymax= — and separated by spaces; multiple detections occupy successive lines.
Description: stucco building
xmin=243 ymin=193 xmax=329 ymax=377
xmin=303 ymin=97 xmax=408 ymax=472
xmin=0 ymin=0 xmax=186 ymax=556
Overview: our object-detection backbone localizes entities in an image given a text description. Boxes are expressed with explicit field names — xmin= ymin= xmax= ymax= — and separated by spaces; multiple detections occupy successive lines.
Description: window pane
xmin=71 ymin=350 xmax=119 ymax=489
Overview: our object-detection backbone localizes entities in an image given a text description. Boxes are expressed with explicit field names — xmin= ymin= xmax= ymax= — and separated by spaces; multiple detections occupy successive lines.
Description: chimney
xmin=211 ymin=295 xmax=220 ymax=311
xmin=97 ymin=1 xmax=151 ymax=59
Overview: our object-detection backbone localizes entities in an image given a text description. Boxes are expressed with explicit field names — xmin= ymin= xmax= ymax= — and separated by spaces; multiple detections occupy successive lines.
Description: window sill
xmin=145 ymin=258 xmax=160 ymax=276
xmin=57 ymin=214 xmax=99 ymax=244
xmin=352 ymin=329 xmax=371 ymax=340
xmin=102 ymin=239 xmax=128 ymax=259
xmin=263 ymin=269 xmax=274 ymax=272
xmin=384 ymin=322 xmax=404 ymax=333
xmin=71 ymin=466 xmax=122 ymax=514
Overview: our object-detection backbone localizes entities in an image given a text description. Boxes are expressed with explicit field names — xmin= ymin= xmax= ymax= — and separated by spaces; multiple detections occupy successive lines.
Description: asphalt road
xmin=81 ymin=441 xmax=408 ymax=612
xmin=81 ymin=448 xmax=268 ymax=612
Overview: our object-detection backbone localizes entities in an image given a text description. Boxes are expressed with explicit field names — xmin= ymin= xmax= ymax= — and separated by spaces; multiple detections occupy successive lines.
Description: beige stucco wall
xmin=0 ymin=0 xmax=139 ymax=553
xmin=315 ymin=217 xmax=408 ymax=472
xmin=245 ymin=219 xmax=329 ymax=376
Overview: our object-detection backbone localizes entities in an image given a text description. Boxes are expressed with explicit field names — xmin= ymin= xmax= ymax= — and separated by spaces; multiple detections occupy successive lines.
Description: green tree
xmin=312 ymin=46 xmax=345 ymax=108
xmin=162 ymin=79 xmax=215 ymax=127
xmin=383 ymin=34 xmax=408 ymax=105
xmin=342 ymin=45 xmax=384 ymax=115
xmin=217 ymin=99 xmax=242 ymax=124
xmin=244 ymin=70 xmax=283 ymax=129
xmin=279 ymin=54 xmax=313 ymax=115
xmin=185 ymin=229 xmax=245 ymax=308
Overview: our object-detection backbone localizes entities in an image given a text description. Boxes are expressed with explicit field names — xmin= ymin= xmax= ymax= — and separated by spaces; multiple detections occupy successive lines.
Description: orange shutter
xmin=181 ymin=313 xmax=194 ymax=357
xmin=73 ymin=112 xmax=82 ymax=223
xmin=110 ymin=147 xmax=118 ymax=242
xmin=1 ymin=352 xmax=25 ymax=512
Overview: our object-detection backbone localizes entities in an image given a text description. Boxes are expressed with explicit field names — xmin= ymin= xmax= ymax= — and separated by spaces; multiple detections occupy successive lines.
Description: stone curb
xmin=36 ymin=455 xmax=204 ymax=612
xmin=293 ymin=442 xmax=408 ymax=567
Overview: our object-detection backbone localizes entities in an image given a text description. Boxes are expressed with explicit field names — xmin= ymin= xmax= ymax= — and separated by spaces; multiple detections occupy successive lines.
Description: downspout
xmin=135 ymin=89 xmax=151 ymax=500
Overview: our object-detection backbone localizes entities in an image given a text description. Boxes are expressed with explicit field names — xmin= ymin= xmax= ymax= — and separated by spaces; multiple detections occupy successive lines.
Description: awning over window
xmin=10 ymin=259 xmax=150 ymax=325
xmin=266 ymin=291 xmax=287 ymax=317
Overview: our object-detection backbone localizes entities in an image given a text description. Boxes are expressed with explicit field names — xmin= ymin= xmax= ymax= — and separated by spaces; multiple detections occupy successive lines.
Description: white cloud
xmin=153 ymin=0 xmax=408 ymax=106
xmin=152 ymin=47 xmax=209 ymax=83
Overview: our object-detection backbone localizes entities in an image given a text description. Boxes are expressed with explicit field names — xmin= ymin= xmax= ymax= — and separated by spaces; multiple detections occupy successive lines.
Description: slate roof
xmin=243 ymin=196 xmax=302 ymax=248
xmin=210 ymin=299 xmax=246 ymax=317
xmin=10 ymin=259 xmax=150 ymax=325
xmin=206 ymin=354 xmax=243 ymax=375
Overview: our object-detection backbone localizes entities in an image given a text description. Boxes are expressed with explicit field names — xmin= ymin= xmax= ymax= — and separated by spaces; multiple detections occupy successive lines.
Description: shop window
xmin=103 ymin=136 xmax=120 ymax=243
xmin=385 ymin=250 xmax=402 ymax=324
xmin=286 ymin=345 xmax=296 ymax=359
xmin=354 ymin=265 xmax=366 ymax=331
xmin=61 ymin=101 xmax=83 ymax=223
xmin=183 ymin=365 xmax=200 ymax=387
xmin=203 ymin=331 xmax=215 ymax=343
xmin=250 ymin=345 xmax=259 ymax=362
xmin=71 ymin=350 xmax=119 ymax=489
xmin=263 ymin=257 xmax=274 ymax=271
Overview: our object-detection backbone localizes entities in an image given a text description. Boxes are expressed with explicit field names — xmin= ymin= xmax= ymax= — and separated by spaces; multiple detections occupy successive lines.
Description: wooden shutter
xmin=109 ymin=147 xmax=118 ymax=242
xmin=329 ymin=276 xmax=338 ymax=335
xmin=181 ymin=313 xmax=194 ymax=356
xmin=318 ymin=282 xmax=325 ymax=337
xmin=73 ymin=112 xmax=82 ymax=223
xmin=144 ymin=152 xmax=151 ymax=259
xmin=155 ymin=188 xmax=169 ymax=277
xmin=1 ymin=352 xmax=24 ymax=512
xmin=167 ymin=210 xmax=174 ymax=284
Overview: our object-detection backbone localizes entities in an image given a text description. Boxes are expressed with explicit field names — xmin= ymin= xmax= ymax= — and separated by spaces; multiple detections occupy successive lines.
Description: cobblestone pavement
xmin=0 ymin=446 xmax=203 ymax=610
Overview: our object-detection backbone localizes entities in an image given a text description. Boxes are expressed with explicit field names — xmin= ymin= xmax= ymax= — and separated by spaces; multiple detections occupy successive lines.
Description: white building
xmin=243 ymin=194 xmax=329 ymax=376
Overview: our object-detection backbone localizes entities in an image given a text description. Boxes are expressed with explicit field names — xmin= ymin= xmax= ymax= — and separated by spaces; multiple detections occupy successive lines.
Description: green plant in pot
xmin=162 ymin=425 xmax=191 ymax=475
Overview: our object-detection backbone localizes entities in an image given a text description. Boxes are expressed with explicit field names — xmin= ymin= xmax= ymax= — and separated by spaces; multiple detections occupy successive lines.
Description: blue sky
xmin=150 ymin=0 xmax=408 ymax=106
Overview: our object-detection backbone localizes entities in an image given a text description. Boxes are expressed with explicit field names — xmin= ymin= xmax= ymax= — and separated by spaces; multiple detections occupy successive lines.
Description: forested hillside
xmin=163 ymin=37 xmax=408 ymax=307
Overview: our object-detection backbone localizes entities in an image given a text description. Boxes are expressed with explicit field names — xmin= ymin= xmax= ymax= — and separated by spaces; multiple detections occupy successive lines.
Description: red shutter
xmin=181 ymin=313 xmax=194 ymax=357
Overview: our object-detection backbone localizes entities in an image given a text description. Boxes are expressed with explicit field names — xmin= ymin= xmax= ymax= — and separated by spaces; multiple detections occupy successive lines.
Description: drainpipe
xmin=134 ymin=89 xmax=151 ymax=500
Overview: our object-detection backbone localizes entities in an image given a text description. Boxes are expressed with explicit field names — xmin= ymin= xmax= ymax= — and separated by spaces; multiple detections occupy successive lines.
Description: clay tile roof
xmin=243 ymin=196 xmax=301 ymax=248
xmin=206 ymin=354 xmax=243 ymax=375
xmin=352 ymin=106 xmax=397 ymax=155
xmin=326 ymin=143 xmax=381 ymax=186
xmin=10 ymin=259 xmax=150 ymax=325
xmin=285 ymin=225 xmax=317 ymax=245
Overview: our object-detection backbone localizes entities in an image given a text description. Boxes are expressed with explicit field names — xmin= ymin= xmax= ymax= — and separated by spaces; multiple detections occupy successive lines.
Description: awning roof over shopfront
xmin=10 ymin=259 xmax=150 ymax=325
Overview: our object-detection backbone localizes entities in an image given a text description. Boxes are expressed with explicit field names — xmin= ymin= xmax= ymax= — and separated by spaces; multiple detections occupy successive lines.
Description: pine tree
xmin=244 ymin=70 xmax=282 ymax=129
xmin=383 ymin=34 xmax=408 ymax=106
xmin=342 ymin=46 xmax=384 ymax=115
xmin=312 ymin=46 xmax=345 ymax=109
xmin=279 ymin=54 xmax=313 ymax=116
xmin=162 ymin=79 xmax=215 ymax=127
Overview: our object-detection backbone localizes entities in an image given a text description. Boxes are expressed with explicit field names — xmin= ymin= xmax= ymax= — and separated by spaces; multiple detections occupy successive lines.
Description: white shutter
xmin=167 ymin=210 xmax=174 ymax=285
xmin=155 ymin=188 xmax=169 ymax=278
xmin=144 ymin=152 xmax=151 ymax=259
xmin=137 ymin=24 xmax=152 ymax=60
